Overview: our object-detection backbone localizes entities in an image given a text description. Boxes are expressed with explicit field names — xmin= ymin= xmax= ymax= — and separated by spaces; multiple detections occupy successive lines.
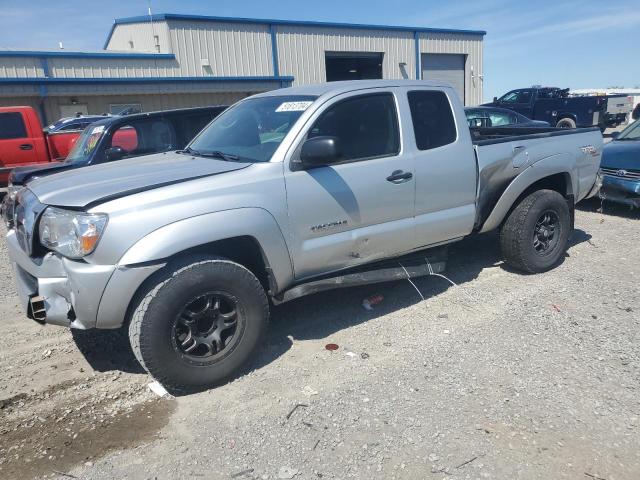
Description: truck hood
xmin=27 ymin=151 xmax=251 ymax=208
xmin=10 ymin=161 xmax=69 ymax=185
xmin=601 ymin=140 xmax=640 ymax=170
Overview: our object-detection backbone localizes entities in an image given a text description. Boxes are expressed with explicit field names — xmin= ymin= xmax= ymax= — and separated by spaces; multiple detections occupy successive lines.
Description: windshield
xmin=64 ymin=124 xmax=105 ymax=163
xmin=188 ymin=95 xmax=317 ymax=162
xmin=617 ymin=119 xmax=640 ymax=140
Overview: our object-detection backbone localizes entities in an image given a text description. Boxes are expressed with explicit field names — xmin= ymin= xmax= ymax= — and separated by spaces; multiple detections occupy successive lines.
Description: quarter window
xmin=407 ymin=90 xmax=457 ymax=150
xmin=308 ymin=93 xmax=399 ymax=162
xmin=0 ymin=112 xmax=27 ymax=139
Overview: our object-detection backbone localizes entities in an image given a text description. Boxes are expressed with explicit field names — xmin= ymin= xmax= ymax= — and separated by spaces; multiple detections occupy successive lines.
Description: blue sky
xmin=1 ymin=0 xmax=638 ymax=101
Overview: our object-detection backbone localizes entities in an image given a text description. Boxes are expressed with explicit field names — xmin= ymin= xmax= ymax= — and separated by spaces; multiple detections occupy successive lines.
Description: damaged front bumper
xmin=6 ymin=229 xmax=163 ymax=329
xmin=599 ymin=175 xmax=640 ymax=208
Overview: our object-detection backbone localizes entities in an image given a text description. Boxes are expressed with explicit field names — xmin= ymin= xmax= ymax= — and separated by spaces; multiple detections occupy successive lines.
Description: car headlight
xmin=38 ymin=207 xmax=108 ymax=259
xmin=1 ymin=185 xmax=21 ymax=229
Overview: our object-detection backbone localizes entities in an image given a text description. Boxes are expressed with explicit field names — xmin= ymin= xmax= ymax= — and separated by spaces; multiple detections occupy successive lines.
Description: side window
xmin=111 ymin=125 xmax=139 ymax=154
xmin=0 ymin=112 xmax=27 ymax=139
xmin=489 ymin=111 xmax=511 ymax=126
xmin=407 ymin=90 xmax=457 ymax=150
xmin=59 ymin=122 xmax=82 ymax=131
xmin=308 ymin=93 xmax=399 ymax=162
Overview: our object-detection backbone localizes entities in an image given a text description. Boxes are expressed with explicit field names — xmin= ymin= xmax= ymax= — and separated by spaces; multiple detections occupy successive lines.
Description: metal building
xmin=0 ymin=14 xmax=485 ymax=124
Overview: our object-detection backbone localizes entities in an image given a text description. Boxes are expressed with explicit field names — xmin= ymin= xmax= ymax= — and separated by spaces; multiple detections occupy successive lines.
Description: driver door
xmin=284 ymin=90 xmax=415 ymax=280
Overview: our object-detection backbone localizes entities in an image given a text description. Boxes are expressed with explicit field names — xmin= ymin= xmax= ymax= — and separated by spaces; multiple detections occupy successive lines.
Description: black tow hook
xmin=28 ymin=295 xmax=46 ymax=324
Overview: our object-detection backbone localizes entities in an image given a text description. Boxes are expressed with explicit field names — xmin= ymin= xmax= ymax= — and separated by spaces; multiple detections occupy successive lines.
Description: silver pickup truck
xmin=3 ymin=80 xmax=602 ymax=390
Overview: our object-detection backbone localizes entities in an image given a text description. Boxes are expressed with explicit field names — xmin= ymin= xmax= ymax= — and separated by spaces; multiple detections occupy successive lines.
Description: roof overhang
xmin=104 ymin=13 xmax=486 ymax=49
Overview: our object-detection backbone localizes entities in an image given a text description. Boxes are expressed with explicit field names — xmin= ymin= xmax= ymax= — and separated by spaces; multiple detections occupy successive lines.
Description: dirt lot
xmin=0 ymin=199 xmax=639 ymax=480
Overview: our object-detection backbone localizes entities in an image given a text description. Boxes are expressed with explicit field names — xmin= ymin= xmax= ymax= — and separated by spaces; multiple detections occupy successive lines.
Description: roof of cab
xmin=252 ymin=79 xmax=451 ymax=99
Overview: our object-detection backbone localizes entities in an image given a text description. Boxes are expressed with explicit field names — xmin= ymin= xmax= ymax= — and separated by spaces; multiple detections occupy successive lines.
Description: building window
xmin=110 ymin=104 xmax=142 ymax=115
xmin=325 ymin=52 xmax=383 ymax=82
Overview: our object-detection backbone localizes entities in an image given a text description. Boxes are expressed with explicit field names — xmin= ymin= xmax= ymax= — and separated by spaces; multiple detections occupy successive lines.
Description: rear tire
xmin=500 ymin=189 xmax=572 ymax=273
xmin=128 ymin=255 xmax=269 ymax=391
xmin=556 ymin=117 xmax=576 ymax=129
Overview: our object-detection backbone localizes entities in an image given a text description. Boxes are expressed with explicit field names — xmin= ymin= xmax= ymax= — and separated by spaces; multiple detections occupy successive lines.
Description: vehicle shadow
xmin=71 ymin=328 xmax=145 ymax=374
xmin=237 ymin=227 xmax=592 ymax=392
xmin=72 ymin=229 xmax=592 ymax=391
xmin=578 ymin=197 xmax=640 ymax=220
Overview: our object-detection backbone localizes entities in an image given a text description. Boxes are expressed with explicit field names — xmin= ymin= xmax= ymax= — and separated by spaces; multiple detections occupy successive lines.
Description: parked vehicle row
xmin=485 ymin=87 xmax=633 ymax=130
xmin=3 ymin=80 xmax=602 ymax=391
xmin=0 ymin=106 xmax=82 ymax=185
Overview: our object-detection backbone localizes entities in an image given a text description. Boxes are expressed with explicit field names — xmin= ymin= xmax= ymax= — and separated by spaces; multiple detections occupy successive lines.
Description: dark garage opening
xmin=325 ymin=52 xmax=383 ymax=82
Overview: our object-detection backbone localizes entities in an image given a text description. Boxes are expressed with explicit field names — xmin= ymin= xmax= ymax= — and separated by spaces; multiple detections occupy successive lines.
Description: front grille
xmin=600 ymin=167 xmax=640 ymax=181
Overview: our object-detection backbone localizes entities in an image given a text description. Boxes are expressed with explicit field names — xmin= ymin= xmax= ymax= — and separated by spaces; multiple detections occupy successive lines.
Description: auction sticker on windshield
xmin=275 ymin=101 xmax=313 ymax=113
xmin=91 ymin=125 xmax=105 ymax=135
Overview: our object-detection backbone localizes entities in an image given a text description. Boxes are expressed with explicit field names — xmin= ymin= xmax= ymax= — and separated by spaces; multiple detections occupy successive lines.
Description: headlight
xmin=1 ymin=185 xmax=21 ymax=229
xmin=38 ymin=207 xmax=108 ymax=259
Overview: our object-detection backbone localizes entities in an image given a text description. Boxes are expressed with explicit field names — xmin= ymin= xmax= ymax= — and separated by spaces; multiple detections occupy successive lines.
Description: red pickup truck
xmin=0 ymin=106 xmax=82 ymax=186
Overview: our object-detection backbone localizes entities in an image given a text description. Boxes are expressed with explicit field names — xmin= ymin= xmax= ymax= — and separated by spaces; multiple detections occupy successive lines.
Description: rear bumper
xmin=600 ymin=175 xmax=640 ymax=207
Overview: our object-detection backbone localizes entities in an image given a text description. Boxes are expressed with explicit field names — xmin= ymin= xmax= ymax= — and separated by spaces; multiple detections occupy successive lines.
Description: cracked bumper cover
xmin=6 ymin=230 xmax=163 ymax=329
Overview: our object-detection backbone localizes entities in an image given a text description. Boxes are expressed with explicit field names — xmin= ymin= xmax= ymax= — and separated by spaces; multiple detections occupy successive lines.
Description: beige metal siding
xmin=0 ymin=93 xmax=244 ymax=125
xmin=47 ymin=57 xmax=179 ymax=78
xmin=167 ymin=20 xmax=273 ymax=77
xmin=106 ymin=21 xmax=172 ymax=53
xmin=419 ymin=33 xmax=483 ymax=105
xmin=275 ymin=26 xmax=415 ymax=85
xmin=0 ymin=57 xmax=45 ymax=78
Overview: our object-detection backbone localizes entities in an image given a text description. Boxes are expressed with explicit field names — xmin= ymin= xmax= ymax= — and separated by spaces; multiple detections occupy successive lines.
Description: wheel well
xmin=170 ymin=236 xmax=272 ymax=291
xmin=555 ymin=115 xmax=576 ymax=125
xmin=502 ymin=173 xmax=574 ymax=228
xmin=121 ymin=236 xmax=273 ymax=332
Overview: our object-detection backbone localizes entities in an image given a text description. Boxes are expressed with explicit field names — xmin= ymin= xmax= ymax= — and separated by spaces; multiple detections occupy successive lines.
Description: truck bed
xmin=471 ymin=126 xmax=602 ymax=231
xmin=470 ymin=126 xmax=600 ymax=145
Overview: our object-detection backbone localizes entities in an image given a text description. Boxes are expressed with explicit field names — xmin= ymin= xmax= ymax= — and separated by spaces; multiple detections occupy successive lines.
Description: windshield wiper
xmin=180 ymin=147 xmax=240 ymax=161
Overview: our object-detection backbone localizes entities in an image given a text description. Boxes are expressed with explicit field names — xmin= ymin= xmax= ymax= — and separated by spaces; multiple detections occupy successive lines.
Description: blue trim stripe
xmin=0 ymin=76 xmax=295 ymax=85
xmin=39 ymin=57 xmax=50 ymax=77
xmin=113 ymin=13 xmax=487 ymax=35
xmin=414 ymin=32 xmax=420 ymax=80
xmin=104 ymin=13 xmax=486 ymax=49
xmin=269 ymin=24 xmax=280 ymax=77
xmin=0 ymin=50 xmax=175 ymax=59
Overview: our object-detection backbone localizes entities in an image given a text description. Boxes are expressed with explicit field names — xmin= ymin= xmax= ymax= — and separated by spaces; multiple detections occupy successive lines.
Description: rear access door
xmin=402 ymin=87 xmax=478 ymax=248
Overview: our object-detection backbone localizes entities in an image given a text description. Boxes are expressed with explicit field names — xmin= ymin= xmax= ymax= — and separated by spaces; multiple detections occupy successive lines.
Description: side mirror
xmin=300 ymin=136 xmax=341 ymax=168
xmin=493 ymin=96 xmax=498 ymax=103
xmin=610 ymin=131 xmax=620 ymax=139
xmin=105 ymin=146 xmax=126 ymax=161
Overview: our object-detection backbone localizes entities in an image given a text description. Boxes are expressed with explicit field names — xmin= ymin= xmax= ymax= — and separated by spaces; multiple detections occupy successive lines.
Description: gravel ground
xmin=0 ymin=199 xmax=639 ymax=480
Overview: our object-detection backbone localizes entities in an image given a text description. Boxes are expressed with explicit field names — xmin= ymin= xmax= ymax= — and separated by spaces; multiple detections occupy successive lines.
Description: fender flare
xmin=118 ymin=207 xmax=294 ymax=291
xmin=479 ymin=153 xmax=576 ymax=233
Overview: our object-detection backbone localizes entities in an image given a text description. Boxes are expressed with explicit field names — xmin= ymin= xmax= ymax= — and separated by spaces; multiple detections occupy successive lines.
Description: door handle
xmin=386 ymin=170 xmax=413 ymax=183
xmin=19 ymin=144 xmax=33 ymax=151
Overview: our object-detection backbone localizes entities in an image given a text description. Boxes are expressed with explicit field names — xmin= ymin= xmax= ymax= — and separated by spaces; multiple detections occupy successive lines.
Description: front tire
xmin=129 ymin=256 xmax=269 ymax=391
xmin=500 ymin=189 xmax=572 ymax=273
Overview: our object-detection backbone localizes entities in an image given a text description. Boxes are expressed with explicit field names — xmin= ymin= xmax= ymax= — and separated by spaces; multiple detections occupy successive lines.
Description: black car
xmin=465 ymin=106 xmax=550 ymax=128
xmin=2 ymin=105 xmax=227 ymax=227
xmin=8 ymin=105 xmax=227 ymax=186
xmin=599 ymin=120 xmax=640 ymax=208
